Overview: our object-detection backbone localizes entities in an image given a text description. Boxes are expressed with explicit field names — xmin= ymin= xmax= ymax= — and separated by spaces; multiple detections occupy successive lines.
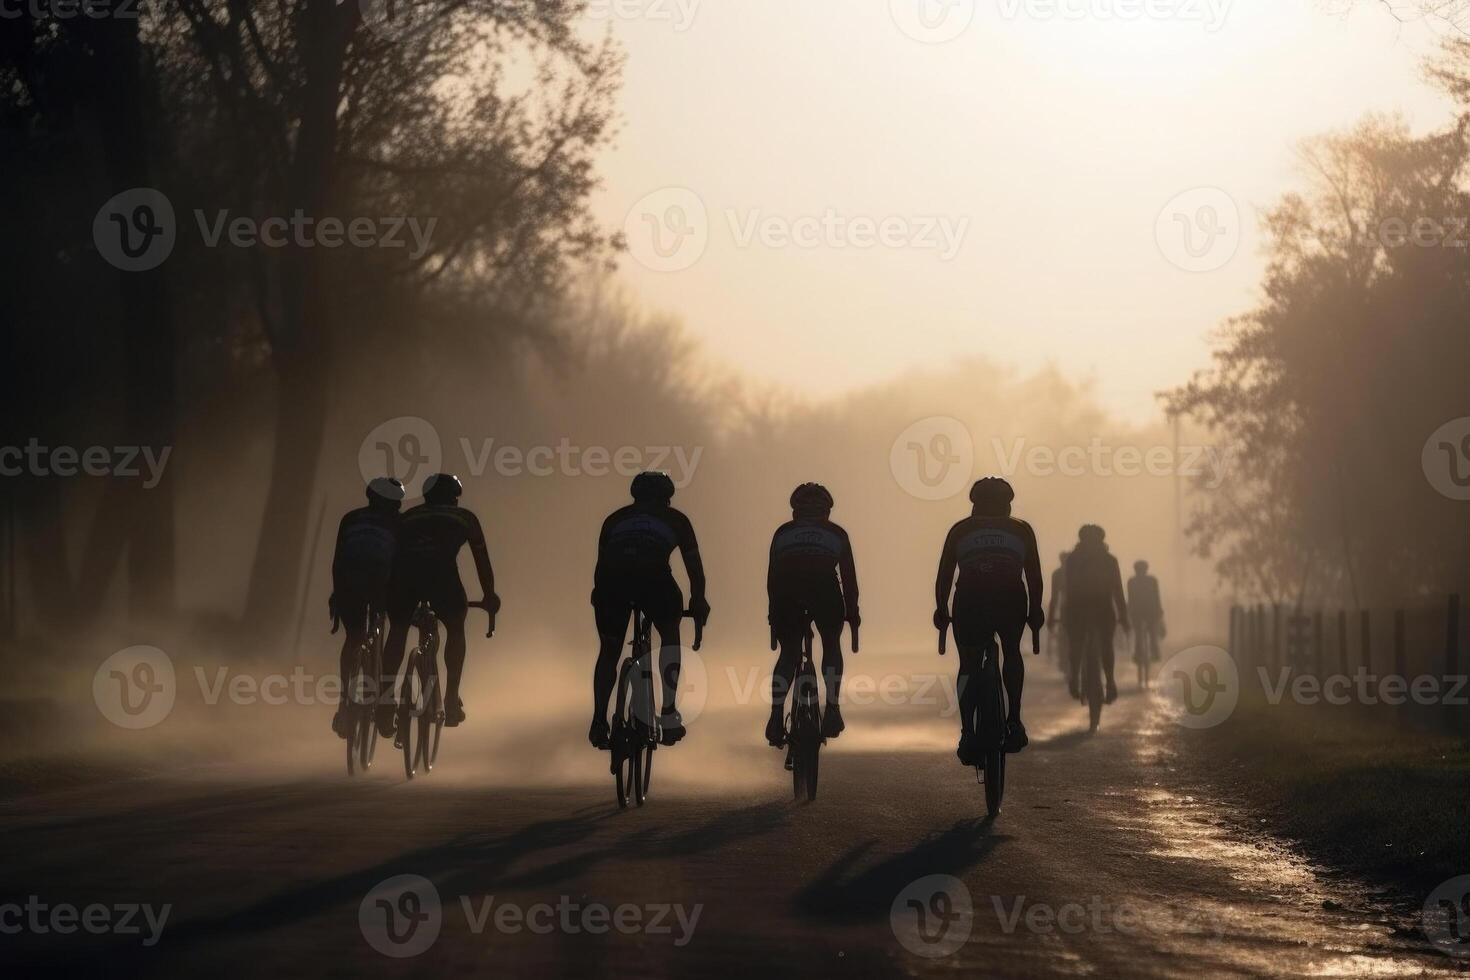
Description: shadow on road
xmin=795 ymin=819 xmax=1008 ymax=921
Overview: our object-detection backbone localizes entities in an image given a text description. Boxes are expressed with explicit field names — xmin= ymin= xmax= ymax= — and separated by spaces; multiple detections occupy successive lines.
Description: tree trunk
xmin=241 ymin=0 xmax=349 ymax=637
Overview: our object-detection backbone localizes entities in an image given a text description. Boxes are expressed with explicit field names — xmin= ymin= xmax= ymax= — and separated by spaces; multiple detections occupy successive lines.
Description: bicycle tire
xmin=399 ymin=652 xmax=422 ymax=780
xmin=1085 ymin=649 xmax=1104 ymax=732
xmin=802 ymin=731 xmax=820 ymax=802
xmin=420 ymin=664 xmax=443 ymax=774
xmin=613 ymin=660 xmax=636 ymax=808
xmin=984 ymin=748 xmax=1005 ymax=817
xmin=631 ymin=729 xmax=647 ymax=808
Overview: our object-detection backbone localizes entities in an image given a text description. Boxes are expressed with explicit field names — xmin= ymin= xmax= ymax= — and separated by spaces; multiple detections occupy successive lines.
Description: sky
xmin=583 ymin=0 xmax=1455 ymax=423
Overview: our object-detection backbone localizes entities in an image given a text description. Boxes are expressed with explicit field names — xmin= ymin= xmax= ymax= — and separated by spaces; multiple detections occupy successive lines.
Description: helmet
xmin=366 ymin=477 xmax=406 ymax=509
xmin=790 ymin=482 xmax=834 ymax=513
xmin=1135 ymin=560 xmax=1150 ymax=574
xmin=630 ymin=471 xmax=675 ymax=504
xmin=1078 ymin=524 xmax=1106 ymax=545
xmin=423 ymin=473 xmax=464 ymax=505
xmin=969 ymin=477 xmax=1015 ymax=510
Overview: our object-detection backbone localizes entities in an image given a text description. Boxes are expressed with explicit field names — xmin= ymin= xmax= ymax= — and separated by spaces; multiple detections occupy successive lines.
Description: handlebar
xmin=468 ymin=600 xmax=497 ymax=638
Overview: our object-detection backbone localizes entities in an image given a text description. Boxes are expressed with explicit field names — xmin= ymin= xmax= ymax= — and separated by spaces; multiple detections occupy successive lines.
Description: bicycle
xmin=395 ymin=599 xmax=495 ymax=780
xmin=341 ymin=609 xmax=384 ymax=777
xmin=779 ymin=613 xmax=858 ymax=803
xmin=610 ymin=606 xmax=702 ymax=809
xmin=939 ymin=621 xmax=1037 ymax=819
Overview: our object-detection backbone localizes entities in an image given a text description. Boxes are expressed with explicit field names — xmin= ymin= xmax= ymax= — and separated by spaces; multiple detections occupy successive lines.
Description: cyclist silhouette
xmin=328 ymin=477 xmax=404 ymax=738
xmin=1128 ymin=560 xmax=1165 ymax=670
xmin=379 ymin=473 xmax=499 ymax=734
xmin=934 ymin=477 xmax=1044 ymax=764
xmin=1063 ymin=525 xmax=1129 ymax=704
xmin=589 ymin=471 xmax=709 ymax=750
xmin=1047 ymin=550 xmax=1070 ymax=676
xmin=765 ymin=483 xmax=860 ymax=746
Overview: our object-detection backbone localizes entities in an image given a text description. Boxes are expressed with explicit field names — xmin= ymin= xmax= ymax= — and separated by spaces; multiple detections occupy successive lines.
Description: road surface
xmin=0 ymin=662 xmax=1456 ymax=978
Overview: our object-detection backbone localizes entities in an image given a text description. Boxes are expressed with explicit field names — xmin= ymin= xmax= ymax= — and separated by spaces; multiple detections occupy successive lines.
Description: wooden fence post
xmin=1337 ymin=610 xmax=1349 ymax=676
xmin=1229 ymin=605 xmax=1239 ymax=665
xmin=1447 ymin=594 xmax=1462 ymax=734
xmin=1272 ymin=603 xmax=1282 ymax=673
xmin=1313 ymin=610 xmax=1325 ymax=680
xmin=1394 ymin=609 xmax=1408 ymax=729
xmin=1360 ymin=610 xmax=1371 ymax=677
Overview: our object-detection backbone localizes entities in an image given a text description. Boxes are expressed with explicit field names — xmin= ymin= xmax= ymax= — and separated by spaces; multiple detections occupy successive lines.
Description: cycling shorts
xmin=593 ymin=567 xmax=684 ymax=635
xmin=770 ymin=580 xmax=845 ymax=637
xmin=388 ymin=562 xmax=468 ymax=621
xmin=951 ymin=586 xmax=1027 ymax=650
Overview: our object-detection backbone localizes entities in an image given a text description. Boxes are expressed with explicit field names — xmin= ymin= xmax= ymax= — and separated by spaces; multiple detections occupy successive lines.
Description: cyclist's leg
xmin=1101 ymin=614 xmax=1119 ymax=700
xmin=378 ymin=579 xmax=418 ymax=736
xmin=769 ymin=594 xmax=802 ymax=744
xmin=998 ymin=618 xmax=1025 ymax=724
xmin=817 ymin=620 xmax=845 ymax=737
xmin=439 ymin=602 xmax=468 ymax=723
xmin=591 ymin=587 xmax=630 ymax=746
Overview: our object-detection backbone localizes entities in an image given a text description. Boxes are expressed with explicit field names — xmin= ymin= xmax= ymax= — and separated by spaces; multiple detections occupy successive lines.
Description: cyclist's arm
xmin=1022 ymin=522 xmax=1044 ymax=617
xmin=329 ymin=514 xmax=351 ymax=583
xmin=934 ymin=527 xmax=957 ymax=615
xmin=837 ymin=526 xmax=859 ymax=620
xmin=1110 ymin=558 xmax=1129 ymax=625
xmin=465 ymin=511 xmax=497 ymax=600
xmin=676 ymin=514 xmax=707 ymax=605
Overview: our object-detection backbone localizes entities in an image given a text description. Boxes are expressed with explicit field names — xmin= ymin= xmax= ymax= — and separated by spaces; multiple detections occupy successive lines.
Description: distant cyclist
xmin=1047 ymin=550 xmax=1070 ymax=680
xmin=765 ymin=483 xmax=860 ymax=747
xmin=589 ymin=471 xmax=709 ymax=751
xmin=1063 ymin=525 xmax=1129 ymax=704
xmin=379 ymin=473 xmax=500 ymax=735
xmin=329 ymin=477 xmax=404 ymax=738
xmin=1128 ymin=560 xmax=1164 ymax=671
xmin=934 ymin=477 xmax=1044 ymax=765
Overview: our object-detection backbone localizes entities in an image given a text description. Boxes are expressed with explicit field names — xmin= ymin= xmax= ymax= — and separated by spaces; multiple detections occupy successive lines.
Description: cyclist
xmin=1063 ymin=525 xmax=1129 ymax=704
xmin=765 ymin=483 xmax=860 ymax=747
xmin=379 ymin=473 xmax=499 ymax=735
xmin=934 ymin=477 xmax=1044 ymax=765
xmin=1128 ymin=560 xmax=1164 ymax=672
xmin=589 ymin=471 xmax=710 ymax=750
xmin=1047 ymin=550 xmax=1070 ymax=684
xmin=329 ymin=477 xmax=404 ymax=738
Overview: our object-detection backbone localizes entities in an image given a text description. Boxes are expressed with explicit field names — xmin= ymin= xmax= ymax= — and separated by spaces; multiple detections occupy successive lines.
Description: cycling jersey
xmin=597 ymin=504 xmax=698 ymax=573
xmin=1128 ymin=573 xmax=1162 ymax=623
xmin=937 ymin=515 xmax=1043 ymax=648
xmin=1063 ymin=544 xmax=1127 ymax=627
xmin=767 ymin=518 xmax=858 ymax=633
xmin=593 ymin=503 xmax=705 ymax=630
xmin=389 ymin=502 xmax=496 ymax=618
xmin=332 ymin=506 xmax=399 ymax=599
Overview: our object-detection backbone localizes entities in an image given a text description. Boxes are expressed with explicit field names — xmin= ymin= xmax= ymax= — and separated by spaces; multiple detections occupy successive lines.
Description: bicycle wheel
xmin=613 ymin=663 xmax=636 ymax=809
xmin=419 ymin=664 xmax=443 ymax=774
xmin=399 ymin=653 xmax=423 ymax=780
xmin=984 ymin=747 xmax=1005 ymax=817
xmin=802 ymin=727 xmax=820 ymax=802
